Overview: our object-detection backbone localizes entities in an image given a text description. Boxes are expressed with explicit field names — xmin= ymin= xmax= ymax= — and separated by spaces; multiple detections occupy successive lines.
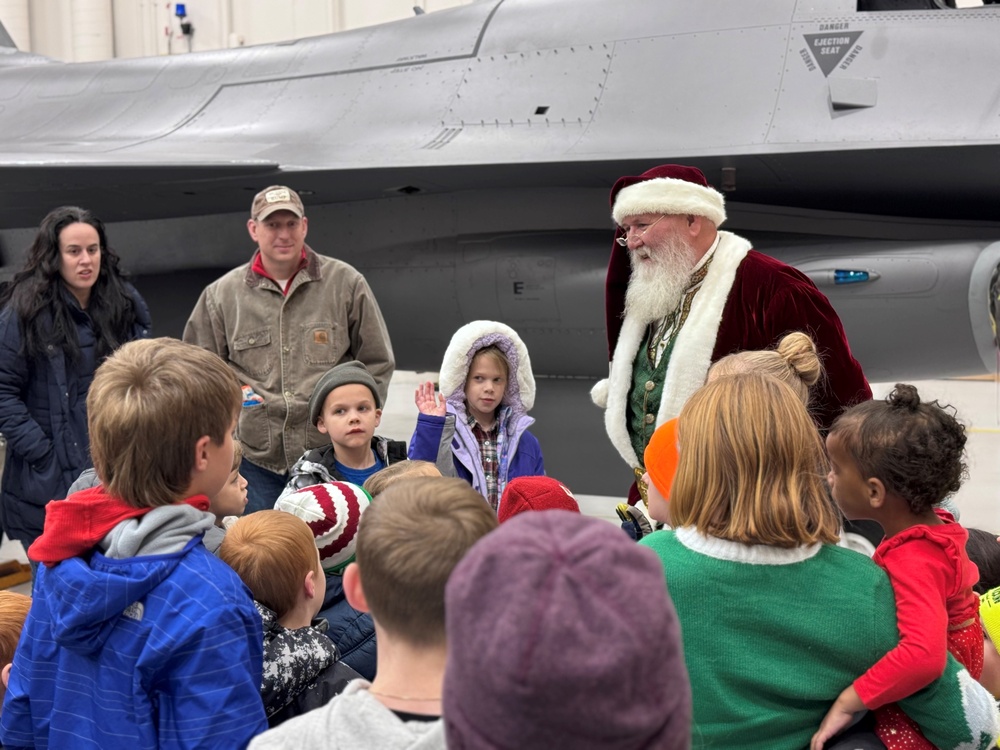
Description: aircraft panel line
xmin=106 ymin=1 xmax=507 ymax=153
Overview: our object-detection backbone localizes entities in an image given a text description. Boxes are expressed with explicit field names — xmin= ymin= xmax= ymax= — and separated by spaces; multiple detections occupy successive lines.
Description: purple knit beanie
xmin=443 ymin=510 xmax=692 ymax=749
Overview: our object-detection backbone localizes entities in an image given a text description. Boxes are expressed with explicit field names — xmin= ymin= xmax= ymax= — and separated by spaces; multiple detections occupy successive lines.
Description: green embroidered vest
xmin=627 ymin=328 xmax=676 ymax=465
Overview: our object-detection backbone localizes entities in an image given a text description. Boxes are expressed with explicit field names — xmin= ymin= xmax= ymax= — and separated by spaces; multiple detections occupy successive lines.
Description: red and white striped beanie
xmin=275 ymin=481 xmax=372 ymax=574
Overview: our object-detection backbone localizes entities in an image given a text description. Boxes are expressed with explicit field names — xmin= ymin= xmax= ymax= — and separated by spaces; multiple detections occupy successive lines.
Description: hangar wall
xmin=6 ymin=0 xmax=472 ymax=60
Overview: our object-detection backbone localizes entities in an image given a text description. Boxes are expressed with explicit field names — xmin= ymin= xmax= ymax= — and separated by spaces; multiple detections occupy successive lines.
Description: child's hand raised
xmin=415 ymin=381 xmax=447 ymax=417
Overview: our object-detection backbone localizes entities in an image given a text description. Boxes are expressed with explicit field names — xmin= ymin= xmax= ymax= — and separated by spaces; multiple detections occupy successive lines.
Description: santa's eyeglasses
xmin=615 ymin=215 xmax=666 ymax=247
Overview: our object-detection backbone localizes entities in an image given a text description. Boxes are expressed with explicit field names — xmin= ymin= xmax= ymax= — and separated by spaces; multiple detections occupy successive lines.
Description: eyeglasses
xmin=615 ymin=215 xmax=666 ymax=247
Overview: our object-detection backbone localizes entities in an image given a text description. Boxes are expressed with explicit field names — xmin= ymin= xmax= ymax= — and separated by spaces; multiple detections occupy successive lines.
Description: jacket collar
xmin=244 ymin=245 xmax=319 ymax=290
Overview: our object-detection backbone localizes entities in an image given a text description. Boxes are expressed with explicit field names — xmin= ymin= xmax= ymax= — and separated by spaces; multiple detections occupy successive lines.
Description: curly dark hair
xmin=966 ymin=528 xmax=1000 ymax=595
xmin=829 ymin=384 xmax=967 ymax=514
xmin=0 ymin=206 xmax=139 ymax=363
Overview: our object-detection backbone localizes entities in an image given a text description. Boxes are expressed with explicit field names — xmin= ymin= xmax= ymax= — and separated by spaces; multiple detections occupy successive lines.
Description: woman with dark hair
xmin=0 ymin=206 xmax=150 ymax=551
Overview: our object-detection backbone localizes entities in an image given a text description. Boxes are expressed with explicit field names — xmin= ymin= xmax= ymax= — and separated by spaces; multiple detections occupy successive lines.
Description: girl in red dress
xmin=813 ymin=384 xmax=981 ymax=750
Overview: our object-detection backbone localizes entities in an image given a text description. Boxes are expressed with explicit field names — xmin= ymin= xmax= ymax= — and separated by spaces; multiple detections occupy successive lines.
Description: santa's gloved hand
xmin=617 ymin=503 xmax=652 ymax=541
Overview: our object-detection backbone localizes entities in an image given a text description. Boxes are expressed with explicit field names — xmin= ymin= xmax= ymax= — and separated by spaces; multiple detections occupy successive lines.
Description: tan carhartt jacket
xmin=183 ymin=247 xmax=394 ymax=473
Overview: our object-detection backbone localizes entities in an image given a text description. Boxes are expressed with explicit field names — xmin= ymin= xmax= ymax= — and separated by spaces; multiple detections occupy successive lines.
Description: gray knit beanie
xmin=308 ymin=361 xmax=381 ymax=425
xmin=444 ymin=510 xmax=692 ymax=749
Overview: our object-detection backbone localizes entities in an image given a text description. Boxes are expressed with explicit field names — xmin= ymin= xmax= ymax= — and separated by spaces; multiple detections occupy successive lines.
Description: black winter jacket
xmin=0 ymin=285 xmax=151 ymax=546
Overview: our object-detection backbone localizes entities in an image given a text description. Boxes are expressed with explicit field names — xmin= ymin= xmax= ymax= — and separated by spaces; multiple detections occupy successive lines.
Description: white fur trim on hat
xmin=439 ymin=320 xmax=535 ymax=412
xmin=612 ymin=177 xmax=726 ymax=228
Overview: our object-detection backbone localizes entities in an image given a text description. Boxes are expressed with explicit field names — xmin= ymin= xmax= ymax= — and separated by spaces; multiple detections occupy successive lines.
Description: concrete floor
xmin=3 ymin=372 xmax=998 ymax=598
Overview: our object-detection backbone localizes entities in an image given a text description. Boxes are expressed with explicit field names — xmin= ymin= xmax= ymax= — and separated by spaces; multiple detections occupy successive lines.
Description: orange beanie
xmin=643 ymin=418 xmax=680 ymax=501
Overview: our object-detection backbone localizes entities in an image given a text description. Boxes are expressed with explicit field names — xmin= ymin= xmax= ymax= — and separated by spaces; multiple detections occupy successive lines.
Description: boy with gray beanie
xmin=279 ymin=360 xmax=406 ymax=501
xmin=444 ymin=510 xmax=692 ymax=749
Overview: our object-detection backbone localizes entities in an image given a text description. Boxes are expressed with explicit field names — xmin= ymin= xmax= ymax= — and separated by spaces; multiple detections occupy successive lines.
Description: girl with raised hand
xmin=409 ymin=320 xmax=543 ymax=512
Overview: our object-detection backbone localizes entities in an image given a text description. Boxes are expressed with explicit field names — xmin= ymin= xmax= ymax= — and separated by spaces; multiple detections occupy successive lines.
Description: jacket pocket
xmin=232 ymin=329 xmax=274 ymax=378
xmin=302 ymin=322 xmax=346 ymax=366
xmin=238 ymin=403 xmax=271 ymax=453
xmin=20 ymin=450 xmax=64 ymax=507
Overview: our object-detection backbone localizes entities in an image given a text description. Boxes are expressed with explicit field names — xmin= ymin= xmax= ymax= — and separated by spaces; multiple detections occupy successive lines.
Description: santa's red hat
xmin=604 ymin=165 xmax=726 ymax=359
xmin=611 ymin=164 xmax=726 ymax=228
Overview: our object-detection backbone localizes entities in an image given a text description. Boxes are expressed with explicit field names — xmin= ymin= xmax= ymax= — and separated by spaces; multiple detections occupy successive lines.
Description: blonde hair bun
xmin=775 ymin=332 xmax=821 ymax=388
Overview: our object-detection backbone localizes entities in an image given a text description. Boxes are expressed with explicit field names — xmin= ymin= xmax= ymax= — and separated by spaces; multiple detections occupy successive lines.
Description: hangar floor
xmin=3 ymin=372 xmax=997 ymax=596
xmin=377 ymin=371 xmax=1000 ymax=533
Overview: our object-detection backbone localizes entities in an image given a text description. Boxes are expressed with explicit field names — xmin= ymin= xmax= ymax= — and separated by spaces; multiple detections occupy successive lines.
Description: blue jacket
xmin=319 ymin=573 xmax=377 ymax=681
xmin=0 ymin=536 xmax=267 ymax=749
xmin=0 ymin=285 xmax=151 ymax=545
xmin=409 ymin=410 xmax=544 ymax=498
xmin=408 ymin=320 xmax=546 ymax=506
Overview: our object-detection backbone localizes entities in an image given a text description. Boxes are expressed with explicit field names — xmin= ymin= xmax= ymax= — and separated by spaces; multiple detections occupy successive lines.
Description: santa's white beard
xmin=623 ymin=234 xmax=699 ymax=324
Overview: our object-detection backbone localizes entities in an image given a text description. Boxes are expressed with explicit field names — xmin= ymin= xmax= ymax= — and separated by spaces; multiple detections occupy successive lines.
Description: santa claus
xmin=591 ymin=164 xmax=871 ymax=504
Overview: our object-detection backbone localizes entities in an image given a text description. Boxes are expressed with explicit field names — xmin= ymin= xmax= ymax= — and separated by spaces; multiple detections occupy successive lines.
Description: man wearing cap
xmin=184 ymin=185 xmax=395 ymax=512
xmin=592 ymin=165 xmax=870 ymax=504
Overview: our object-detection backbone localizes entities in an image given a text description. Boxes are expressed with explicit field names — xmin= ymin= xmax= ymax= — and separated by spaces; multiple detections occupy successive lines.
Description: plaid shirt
xmin=469 ymin=415 xmax=500 ymax=511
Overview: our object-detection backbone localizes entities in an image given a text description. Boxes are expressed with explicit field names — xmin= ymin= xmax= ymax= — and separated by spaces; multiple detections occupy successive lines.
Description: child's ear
xmin=374 ymin=409 xmax=382 ymax=427
xmin=2 ymin=662 xmax=12 ymax=688
xmin=867 ymin=477 xmax=887 ymax=508
xmin=304 ymin=569 xmax=316 ymax=601
xmin=343 ymin=562 xmax=370 ymax=613
xmin=193 ymin=435 xmax=212 ymax=472
xmin=316 ymin=418 xmax=329 ymax=436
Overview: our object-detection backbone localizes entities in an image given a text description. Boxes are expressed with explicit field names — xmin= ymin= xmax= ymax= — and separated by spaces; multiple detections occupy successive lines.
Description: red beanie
xmin=497 ymin=476 xmax=579 ymax=523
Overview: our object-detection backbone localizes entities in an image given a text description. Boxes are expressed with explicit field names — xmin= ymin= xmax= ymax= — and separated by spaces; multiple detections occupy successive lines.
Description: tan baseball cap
xmin=251 ymin=185 xmax=304 ymax=221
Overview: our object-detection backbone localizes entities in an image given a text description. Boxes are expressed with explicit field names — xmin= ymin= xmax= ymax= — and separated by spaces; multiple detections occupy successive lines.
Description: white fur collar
xmin=603 ymin=231 xmax=751 ymax=467
xmin=438 ymin=320 xmax=535 ymax=411
xmin=674 ymin=526 xmax=823 ymax=565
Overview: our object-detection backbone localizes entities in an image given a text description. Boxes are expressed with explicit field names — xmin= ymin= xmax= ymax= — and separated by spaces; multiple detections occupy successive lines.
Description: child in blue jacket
xmin=0 ymin=339 xmax=267 ymax=750
xmin=409 ymin=320 xmax=544 ymax=511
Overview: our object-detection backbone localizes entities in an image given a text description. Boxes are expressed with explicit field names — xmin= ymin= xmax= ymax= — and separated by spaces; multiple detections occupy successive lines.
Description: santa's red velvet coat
xmin=593 ymin=231 xmax=871 ymax=480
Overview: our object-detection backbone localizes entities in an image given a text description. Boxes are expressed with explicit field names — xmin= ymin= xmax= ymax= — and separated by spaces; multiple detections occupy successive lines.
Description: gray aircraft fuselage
xmin=1 ymin=0 xmax=999 ymax=383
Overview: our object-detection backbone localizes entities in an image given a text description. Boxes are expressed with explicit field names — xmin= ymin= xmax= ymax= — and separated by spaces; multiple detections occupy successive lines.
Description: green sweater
xmin=640 ymin=527 xmax=999 ymax=750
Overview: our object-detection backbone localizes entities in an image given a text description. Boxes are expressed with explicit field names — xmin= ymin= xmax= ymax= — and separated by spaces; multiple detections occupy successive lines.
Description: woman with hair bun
xmin=0 ymin=206 xmax=150 ymax=553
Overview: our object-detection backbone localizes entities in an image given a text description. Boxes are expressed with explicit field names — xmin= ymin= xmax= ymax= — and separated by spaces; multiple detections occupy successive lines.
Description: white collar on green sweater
xmin=675 ymin=526 xmax=823 ymax=565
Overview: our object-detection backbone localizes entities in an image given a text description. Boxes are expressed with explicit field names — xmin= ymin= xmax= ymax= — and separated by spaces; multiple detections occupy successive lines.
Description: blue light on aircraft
xmin=834 ymin=270 xmax=871 ymax=285
xmin=803 ymin=268 xmax=880 ymax=287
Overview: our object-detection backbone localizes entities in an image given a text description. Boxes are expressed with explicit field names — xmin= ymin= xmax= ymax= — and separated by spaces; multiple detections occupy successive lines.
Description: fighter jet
xmin=1 ymin=0 xmax=999 ymax=386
